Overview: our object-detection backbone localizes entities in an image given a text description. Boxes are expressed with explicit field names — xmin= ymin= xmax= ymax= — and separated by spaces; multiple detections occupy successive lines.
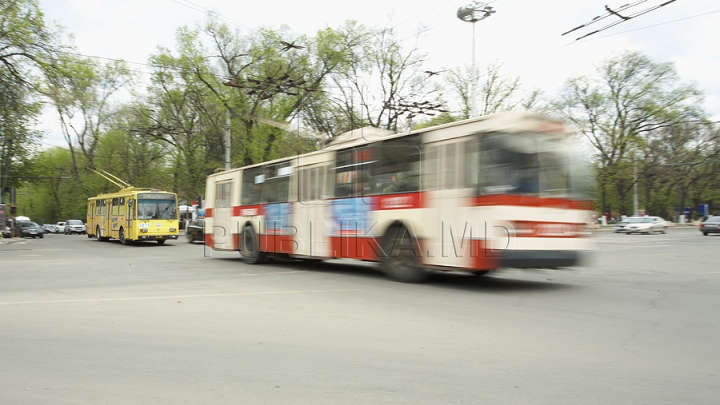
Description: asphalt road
xmin=0 ymin=228 xmax=718 ymax=405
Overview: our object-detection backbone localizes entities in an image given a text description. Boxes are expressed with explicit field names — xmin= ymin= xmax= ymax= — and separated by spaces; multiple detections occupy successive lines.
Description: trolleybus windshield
xmin=137 ymin=193 xmax=177 ymax=220
xmin=466 ymin=133 xmax=572 ymax=196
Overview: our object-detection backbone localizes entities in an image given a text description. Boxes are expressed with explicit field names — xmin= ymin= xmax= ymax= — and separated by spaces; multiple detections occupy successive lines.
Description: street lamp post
xmin=457 ymin=2 xmax=495 ymax=118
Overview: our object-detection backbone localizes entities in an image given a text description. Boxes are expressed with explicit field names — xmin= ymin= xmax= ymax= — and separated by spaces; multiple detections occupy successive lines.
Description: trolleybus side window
xmin=370 ymin=136 xmax=420 ymax=194
xmin=265 ymin=162 xmax=292 ymax=203
xmin=464 ymin=137 xmax=480 ymax=189
xmin=300 ymin=166 xmax=326 ymax=202
xmin=119 ymin=197 xmax=126 ymax=215
xmin=299 ymin=168 xmax=308 ymax=202
xmin=241 ymin=166 xmax=265 ymax=205
xmin=442 ymin=143 xmax=457 ymax=190
xmin=334 ymin=149 xmax=356 ymax=198
xmin=423 ymin=145 xmax=439 ymax=191
xmin=215 ymin=182 xmax=231 ymax=208
xmin=112 ymin=198 xmax=119 ymax=216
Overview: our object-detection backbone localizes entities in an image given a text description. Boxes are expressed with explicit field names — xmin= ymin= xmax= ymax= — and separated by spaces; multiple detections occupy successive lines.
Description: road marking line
xmin=0 ymin=288 xmax=378 ymax=305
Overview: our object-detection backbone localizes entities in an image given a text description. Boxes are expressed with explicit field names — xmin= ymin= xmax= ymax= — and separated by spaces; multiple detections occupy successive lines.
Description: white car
xmin=56 ymin=222 xmax=66 ymax=234
xmin=623 ymin=216 xmax=667 ymax=234
xmin=64 ymin=219 xmax=87 ymax=235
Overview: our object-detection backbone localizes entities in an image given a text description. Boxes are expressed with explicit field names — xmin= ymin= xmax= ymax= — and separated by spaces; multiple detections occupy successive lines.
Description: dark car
xmin=186 ymin=219 xmax=204 ymax=243
xmin=699 ymin=215 xmax=720 ymax=236
xmin=19 ymin=221 xmax=44 ymax=239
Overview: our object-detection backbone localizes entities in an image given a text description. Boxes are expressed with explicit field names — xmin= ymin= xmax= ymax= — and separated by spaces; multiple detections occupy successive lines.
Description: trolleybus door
xmin=213 ymin=181 xmax=234 ymax=250
xmin=424 ymin=142 xmax=472 ymax=268
xmin=294 ymin=164 xmax=330 ymax=258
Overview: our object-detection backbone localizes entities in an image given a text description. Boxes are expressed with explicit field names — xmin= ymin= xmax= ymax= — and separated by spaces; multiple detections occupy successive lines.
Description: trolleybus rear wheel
xmin=157 ymin=239 xmax=166 ymax=245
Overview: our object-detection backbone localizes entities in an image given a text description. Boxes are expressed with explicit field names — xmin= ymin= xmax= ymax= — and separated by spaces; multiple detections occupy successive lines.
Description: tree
xmin=445 ymin=61 xmax=543 ymax=119
xmin=322 ymin=23 xmax=443 ymax=134
xmin=0 ymin=0 xmax=61 ymax=86
xmin=553 ymin=51 xmax=703 ymax=215
xmin=0 ymin=0 xmax=63 ymax=204
xmin=43 ymin=54 xmax=133 ymax=179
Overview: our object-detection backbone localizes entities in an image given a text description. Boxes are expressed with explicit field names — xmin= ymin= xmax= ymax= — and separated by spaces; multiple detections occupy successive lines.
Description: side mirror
xmin=128 ymin=199 xmax=134 ymax=207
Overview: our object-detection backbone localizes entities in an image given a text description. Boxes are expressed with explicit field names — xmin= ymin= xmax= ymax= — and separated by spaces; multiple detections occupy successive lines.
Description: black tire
xmin=703 ymin=232 xmax=708 ymax=236
xmin=380 ymin=225 xmax=428 ymax=283
xmin=39 ymin=234 xmax=44 ymax=239
xmin=119 ymin=228 xmax=130 ymax=245
xmin=240 ymin=224 xmax=266 ymax=264
xmin=186 ymin=232 xmax=194 ymax=243
xmin=96 ymin=226 xmax=104 ymax=242
xmin=157 ymin=239 xmax=166 ymax=245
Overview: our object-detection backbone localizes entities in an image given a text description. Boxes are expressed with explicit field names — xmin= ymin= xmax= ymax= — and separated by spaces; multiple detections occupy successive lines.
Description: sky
xmin=36 ymin=0 xmax=720 ymax=148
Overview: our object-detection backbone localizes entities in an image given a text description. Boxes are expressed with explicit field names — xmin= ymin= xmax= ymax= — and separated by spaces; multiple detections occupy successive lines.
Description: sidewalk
xmin=591 ymin=223 xmax=699 ymax=231
xmin=0 ymin=237 xmax=26 ymax=247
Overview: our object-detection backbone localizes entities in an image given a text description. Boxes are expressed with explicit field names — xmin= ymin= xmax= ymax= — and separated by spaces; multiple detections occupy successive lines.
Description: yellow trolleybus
xmin=86 ymin=170 xmax=179 ymax=245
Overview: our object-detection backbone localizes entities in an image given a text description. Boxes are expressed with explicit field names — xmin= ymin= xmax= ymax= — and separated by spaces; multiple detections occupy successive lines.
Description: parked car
xmin=699 ymin=215 xmax=720 ymax=236
xmin=42 ymin=224 xmax=59 ymax=234
xmin=64 ymin=219 xmax=87 ymax=235
xmin=19 ymin=221 xmax=44 ymax=238
xmin=186 ymin=219 xmax=205 ymax=243
xmin=614 ymin=219 xmax=630 ymax=233
xmin=623 ymin=216 xmax=667 ymax=234
xmin=56 ymin=222 xmax=66 ymax=234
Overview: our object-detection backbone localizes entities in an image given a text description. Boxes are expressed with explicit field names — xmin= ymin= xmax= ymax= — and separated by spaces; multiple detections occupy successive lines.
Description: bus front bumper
xmin=497 ymin=250 xmax=582 ymax=269
xmin=136 ymin=235 xmax=179 ymax=241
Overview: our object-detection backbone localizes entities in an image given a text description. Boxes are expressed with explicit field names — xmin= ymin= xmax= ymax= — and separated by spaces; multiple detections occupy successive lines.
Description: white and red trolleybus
xmin=204 ymin=112 xmax=593 ymax=282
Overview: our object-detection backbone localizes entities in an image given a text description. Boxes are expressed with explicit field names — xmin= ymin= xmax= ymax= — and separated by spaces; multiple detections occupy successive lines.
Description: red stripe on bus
xmin=260 ymin=234 xmax=295 ymax=254
xmin=511 ymin=221 xmax=588 ymax=238
xmin=472 ymin=195 xmax=592 ymax=210
xmin=204 ymin=208 xmax=213 ymax=218
xmin=373 ymin=192 xmax=423 ymax=210
xmin=330 ymin=236 xmax=382 ymax=260
xmin=233 ymin=204 xmax=265 ymax=217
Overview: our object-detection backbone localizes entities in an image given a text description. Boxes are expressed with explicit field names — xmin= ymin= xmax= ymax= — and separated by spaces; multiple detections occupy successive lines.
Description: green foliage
xmin=7 ymin=3 xmax=720 ymax=222
xmin=553 ymin=51 xmax=712 ymax=216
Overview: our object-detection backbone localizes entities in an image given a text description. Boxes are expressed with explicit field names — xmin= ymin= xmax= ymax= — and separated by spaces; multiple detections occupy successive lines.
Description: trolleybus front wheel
xmin=119 ymin=228 xmax=130 ymax=245
xmin=240 ymin=224 xmax=266 ymax=264
xmin=380 ymin=225 xmax=428 ymax=283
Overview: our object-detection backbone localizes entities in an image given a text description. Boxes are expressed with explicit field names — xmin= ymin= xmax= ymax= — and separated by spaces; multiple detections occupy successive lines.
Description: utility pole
xmin=633 ymin=151 xmax=638 ymax=216
xmin=457 ymin=1 xmax=495 ymax=118
xmin=225 ymin=109 xmax=231 ymax=170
